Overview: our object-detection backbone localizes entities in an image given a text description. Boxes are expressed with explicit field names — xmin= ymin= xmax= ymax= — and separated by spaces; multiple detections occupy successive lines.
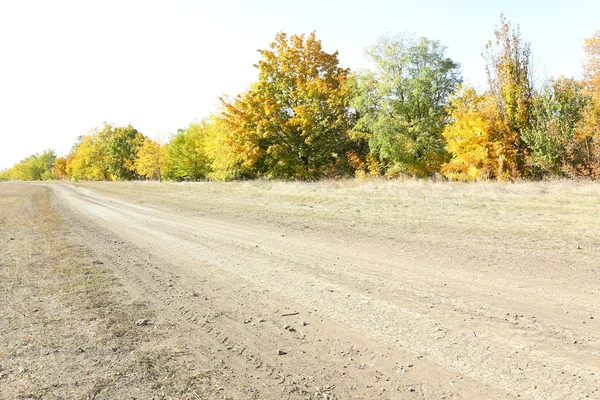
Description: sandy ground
xmin=2 ymin=180 xmax=599 ymax=399
xmin=1 ymin=184 xmax=236 ymax=399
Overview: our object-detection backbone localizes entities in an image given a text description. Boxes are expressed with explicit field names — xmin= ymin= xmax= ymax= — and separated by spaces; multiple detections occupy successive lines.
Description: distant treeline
xmin=2 ymin=15 xmax=599 ymax=182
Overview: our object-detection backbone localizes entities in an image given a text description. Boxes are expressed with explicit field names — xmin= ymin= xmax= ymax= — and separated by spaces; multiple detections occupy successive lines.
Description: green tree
xmin=12 ymin=155 xmax=43 ymax=180
xmin=353 ymin=33 xmax=462 ymax=177
xmin=104 ymin=124 xmax=145 ymax=180
xmin=164 ymin=125 xmax=209 ymax=181
xmin=5 ymin=149 xmax=56 ymax=181
xmin=522 ymin=77 xmax=588 ymax=176
xmin=221 ymin=31 xmax=355 ymax=179
xmin=39 ymin=149 xmax=58 ymax=180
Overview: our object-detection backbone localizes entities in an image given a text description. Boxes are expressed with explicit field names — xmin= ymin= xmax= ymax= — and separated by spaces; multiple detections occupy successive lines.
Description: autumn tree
xmin=66 ymin=124 xmax=145 ymax=181
xmin=576 ymin=31 xmax=600 ymax=176
xmin=38 ymin=150 xmax=58 ymax=180
xmin=104 ymin=124 xmax=145 ymax=180
xmin=68 ymin=132 xmax=111 ymax=180
xmin=135 ymin=139 xmax=166 ymax=181
xmin=5 ymin=150 xmax=57 ymax=181
xmin=201 ymin=115 xmax=242 ymax=180
xmin=65 ymin=154 xmax=75 ymax=179
xmin=582 ymin=31 xmax=600 ymax=103
xmin=483 ymin=14 xmax=533 ymax=178
xmin=442 ymin=87 xmax=499 ymax=180
xmin=164 ymin=124 xmax=210 ymax=181
xmin=522 ymin=77 xmax=588 ymax=176
xmin=221 ymin=31 xmax=355 ymax=179
xmin=55 ymin=157 xmax=68 ymax=179
xmin=353 ymin=33 xmax=462 ymax=177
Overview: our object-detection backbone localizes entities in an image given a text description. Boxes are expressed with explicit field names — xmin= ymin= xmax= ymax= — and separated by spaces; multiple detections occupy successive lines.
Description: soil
xmin=1 ymin=180 xmax=599 ymax=399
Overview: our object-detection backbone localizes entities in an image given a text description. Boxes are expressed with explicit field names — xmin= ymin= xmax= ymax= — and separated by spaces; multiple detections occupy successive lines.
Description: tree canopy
xmin=353 ymin=33 xmax=462 ymax=177
xmin=221 ymin=32 xmax=355 ymax=179
xmin=4 ymin=21 xmax=600 ymax=182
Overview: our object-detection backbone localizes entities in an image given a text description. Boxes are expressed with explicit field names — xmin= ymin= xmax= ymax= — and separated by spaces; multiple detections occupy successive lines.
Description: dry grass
xmin=77 ymin=178 xmax=600 ymax=255
xmin=28 ymin=179 xmax=600 ymax=399
xmin=0 ymin=182 xmax=227 ymax=399
xmin=69 ymin=178 xmax=600 ymax=295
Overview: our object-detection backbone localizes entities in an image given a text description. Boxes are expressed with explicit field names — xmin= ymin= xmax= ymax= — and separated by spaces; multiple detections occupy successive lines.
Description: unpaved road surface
xmin=43 ymin=182 xmax=600 ymax=399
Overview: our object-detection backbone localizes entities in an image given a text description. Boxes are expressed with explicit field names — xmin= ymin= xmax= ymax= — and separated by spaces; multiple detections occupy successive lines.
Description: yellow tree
xmin=202 ymin=115 xmax=242 ymax=180
xmin=583 ymin=31 xmax=600 ymax=96
xmin=442 ymin=86 xmax=499 ymax=180
xmin=68 ymin=133 xmax=111 ymax=180
xmin=164 ymin=124 xmax=210 ymax=181
xmin=135 ymin=139 xmax=166 ymax=181
xmin=484 ymin=15 xmax=533 ymax=178
xmin=65 ymin=154 xmax=74 ymax=178
xmin=577 ymin=31 xmax=600 ymax=176
xmin=221 ymin=32 xmax=355 ymax=179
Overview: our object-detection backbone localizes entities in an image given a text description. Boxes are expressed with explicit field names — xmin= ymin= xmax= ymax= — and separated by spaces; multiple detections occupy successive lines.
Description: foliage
xmin=221 ymin=31 xmax=355 ymax=179
xmin=104 ymin=124 xmax=145 ymax=180
xmin=67 ymin=132 xmax=111 ymax=181
xmin=353 ymin=33 xmax=462 ymax=177
xmin=55 ymin=157 xmax=68 ymax=179
xmin=583 ymin=31 xmax=600 ymax=96
xmin=3 ymin=25 xmax=600 ymax=182
xmin=442 ymin=87 xmax=498 ymax=180
xmin=4 ymin=150 xmax=57 ymax=181
xmin=164 ymin=124 xmax=210 ymax=181
xmin=134 ymin=139 xmax=166 ymax=181
xmin=522 ymin=77 xmax=589 ymax=176
xmin=576 ymin=31 xmax=600 ymax=176
xmin=66 ymin=124 xmax=145 ymax=181
xmin=483 ymin=14 xmax=533 ymax=178
xmin=202 ymin=116 xmax=242 ymax=181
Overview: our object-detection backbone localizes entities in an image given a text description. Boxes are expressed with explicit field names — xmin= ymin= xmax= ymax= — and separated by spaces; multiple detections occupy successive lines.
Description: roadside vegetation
xmin=77 ymin=178 xmax=600 ymax=259
xmin=2 ymin=15 xmax=599 ymax=182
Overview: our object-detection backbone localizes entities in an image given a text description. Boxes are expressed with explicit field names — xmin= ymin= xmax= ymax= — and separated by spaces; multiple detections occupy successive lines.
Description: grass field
xmin=2 ymin=179 xmax=599 ymax=399
xmin=78 ymin=179 xmax=600 ymax=265
xmin=0 ymin=183 xmax=232 ymax=399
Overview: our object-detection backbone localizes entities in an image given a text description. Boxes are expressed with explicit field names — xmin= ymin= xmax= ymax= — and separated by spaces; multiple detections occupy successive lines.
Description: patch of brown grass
xmin=0 ymin=183 xmax=224 ymax=399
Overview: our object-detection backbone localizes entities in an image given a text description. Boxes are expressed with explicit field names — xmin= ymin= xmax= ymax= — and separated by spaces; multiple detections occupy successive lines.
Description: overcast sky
xmin=1 ymin=0 xmax=598 ymax=170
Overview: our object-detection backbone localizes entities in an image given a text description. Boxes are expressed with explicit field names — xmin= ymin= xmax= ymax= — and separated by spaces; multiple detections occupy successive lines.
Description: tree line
xmin=2 ymin=15 xmax=599 ymax=182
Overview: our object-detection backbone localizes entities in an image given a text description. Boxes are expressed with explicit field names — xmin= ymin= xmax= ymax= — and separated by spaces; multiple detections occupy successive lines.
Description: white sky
xmin=1 ymin=0 xmax=598 ymax=169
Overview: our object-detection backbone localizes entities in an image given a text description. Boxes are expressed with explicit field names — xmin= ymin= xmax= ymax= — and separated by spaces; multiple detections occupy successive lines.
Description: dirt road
xmin=47 ymin=182 xmax=599 ymax=399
